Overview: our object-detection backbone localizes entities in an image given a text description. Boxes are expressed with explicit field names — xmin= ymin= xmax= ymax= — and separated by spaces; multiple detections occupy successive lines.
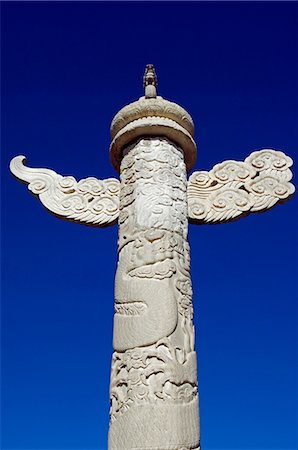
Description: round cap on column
xmin=110 ymin=65 xmax=197 ymax=172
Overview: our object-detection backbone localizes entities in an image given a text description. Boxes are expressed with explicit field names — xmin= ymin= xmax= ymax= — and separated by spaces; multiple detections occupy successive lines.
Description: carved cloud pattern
xmin=187 ymin=149 xmax=295 ymax=224
xmin=10 ymin=155 xmax=120 ymax=226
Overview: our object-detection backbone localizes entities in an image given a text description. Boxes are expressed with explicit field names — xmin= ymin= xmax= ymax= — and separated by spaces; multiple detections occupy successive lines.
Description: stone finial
xmin=110 ymin=67 xmax=197 ymax=173
xmin=143 ymin=64 xmax=157 ymax=98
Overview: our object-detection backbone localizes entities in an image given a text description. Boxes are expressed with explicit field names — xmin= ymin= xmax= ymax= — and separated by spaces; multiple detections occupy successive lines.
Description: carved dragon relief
xmin=109 ymin=138 xmax=200 ymax=450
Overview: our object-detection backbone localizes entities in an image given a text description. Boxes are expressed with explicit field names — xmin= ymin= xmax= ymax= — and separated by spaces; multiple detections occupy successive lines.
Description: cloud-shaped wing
xmin=10 ymin=155 xmax=120 ymax=227
xmin=188 ymin=149 xmax=294 ymax=224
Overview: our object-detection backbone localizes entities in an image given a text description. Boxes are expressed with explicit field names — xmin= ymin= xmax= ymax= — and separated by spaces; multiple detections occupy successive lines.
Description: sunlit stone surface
xmin=10 ymin=64 xmax=294 ymax=450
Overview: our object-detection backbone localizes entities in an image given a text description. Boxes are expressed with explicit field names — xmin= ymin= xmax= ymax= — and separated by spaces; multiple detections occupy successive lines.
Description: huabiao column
xmin=108 ymin=65 xmax=200 ymax=450
xmin=9 ymin=64 xmax=295 ymax=450
xmin=10 ymin=65 xmax=295 ymax=450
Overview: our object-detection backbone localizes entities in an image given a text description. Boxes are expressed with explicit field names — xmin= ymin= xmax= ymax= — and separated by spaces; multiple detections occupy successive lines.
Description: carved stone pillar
xmin=10 ymin=65 xmax=294 ymax=450
xmin=109 ymin=138 xmax=200 ymax=450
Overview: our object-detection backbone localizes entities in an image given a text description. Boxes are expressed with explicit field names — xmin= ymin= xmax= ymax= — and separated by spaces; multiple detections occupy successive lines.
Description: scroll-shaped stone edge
xmin=187 ymin=149 xmax=295 ymax=224
xmin=10 ymin=155 xmax=120 ymax=227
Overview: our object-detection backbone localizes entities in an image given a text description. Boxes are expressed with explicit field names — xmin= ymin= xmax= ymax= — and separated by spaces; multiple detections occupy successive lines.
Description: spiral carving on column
xmin=109 ymin=138 xmax=200 ymax=450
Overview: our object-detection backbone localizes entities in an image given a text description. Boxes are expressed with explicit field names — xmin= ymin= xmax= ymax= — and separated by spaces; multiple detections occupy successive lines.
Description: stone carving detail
xmin=109 ymin=138 xmax=200 ymax=450
xmin=9 ymin=145 xmax=294 ymax=450
xmin=110 ymin=340 xmax=198 ymax=423
xmin=110 ymin=115 xmax=197 ymax=173
xmin=143 ymin=63 xmax=158 ymax=98
xmin=9 ymin=64 xmax=295 ymax=450
xmin=10 ymin=155 xmax=120 ymax=226
xmin=110 ymin=97 xmax=194 ymax=140
xmin=188 ymin=149 xmax=295 ymax=224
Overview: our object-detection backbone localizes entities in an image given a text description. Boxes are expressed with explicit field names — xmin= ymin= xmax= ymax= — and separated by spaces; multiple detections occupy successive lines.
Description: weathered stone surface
xmin=188 ymin=149 xmax=294 ymax=223
xmin=109 ymin=138 xmax=200 ymax=450
xmin=10 ymin=155 xmax=120 ymax=226
xmin=9 ymin=65 xmax=295 ymax=450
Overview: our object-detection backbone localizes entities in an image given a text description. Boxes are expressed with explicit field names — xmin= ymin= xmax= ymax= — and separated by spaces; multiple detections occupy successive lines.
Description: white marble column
xmin=9 ymin=65 xmax=295 ymax=450
xmin=108 ymin=138 xmax=200 ymax=450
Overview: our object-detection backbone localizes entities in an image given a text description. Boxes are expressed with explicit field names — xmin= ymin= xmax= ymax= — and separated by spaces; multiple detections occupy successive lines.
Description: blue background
xmin=2 ymin=2 xmax=297 ymax=449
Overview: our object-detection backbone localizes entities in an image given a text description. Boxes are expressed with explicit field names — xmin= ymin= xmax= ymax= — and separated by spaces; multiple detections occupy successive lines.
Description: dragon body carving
xmin=109 ymin=138 xmax=200 ymax=450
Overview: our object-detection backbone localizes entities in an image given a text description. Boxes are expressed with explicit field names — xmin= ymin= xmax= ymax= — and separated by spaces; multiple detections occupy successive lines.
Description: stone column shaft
xmin=108 ymin=138 xmax=200 ymax=450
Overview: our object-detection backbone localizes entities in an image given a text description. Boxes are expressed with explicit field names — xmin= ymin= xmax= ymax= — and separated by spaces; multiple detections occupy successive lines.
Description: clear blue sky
xmin=2 ymin=2 xmax=297 ymax=449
